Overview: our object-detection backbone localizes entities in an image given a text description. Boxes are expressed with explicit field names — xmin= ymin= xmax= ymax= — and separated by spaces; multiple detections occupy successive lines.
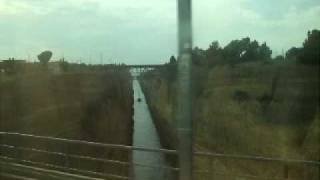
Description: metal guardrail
xmin=1 ymin=132 xmax=319 ymax=180
xmin=0 ymin=132 xmax=177 ymax=155
xmin=194 ymin=151 xmax=320 ymax=166
xmin=193 ymin=151 xmax=320 ymax=180
xmin=0 ymin=157 xmax=105 ymax=180
xmin=0 ymin=132 xmax=179 ymax=180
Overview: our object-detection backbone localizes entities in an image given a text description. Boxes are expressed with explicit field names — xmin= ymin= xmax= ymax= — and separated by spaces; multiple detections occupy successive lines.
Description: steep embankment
xmin=0 ymin=67 xmax=133 ymax=177
xmin=140 ymin=62 xmax=319 ymax=179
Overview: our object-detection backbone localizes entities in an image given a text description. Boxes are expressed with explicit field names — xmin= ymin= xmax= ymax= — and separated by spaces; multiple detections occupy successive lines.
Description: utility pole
xmin=177 ymin=0 xmax=193 ymax=180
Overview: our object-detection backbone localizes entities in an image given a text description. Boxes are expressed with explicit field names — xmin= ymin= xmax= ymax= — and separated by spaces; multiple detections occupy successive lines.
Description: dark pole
xmin=177 ymin=0 xmax=193 ymax=180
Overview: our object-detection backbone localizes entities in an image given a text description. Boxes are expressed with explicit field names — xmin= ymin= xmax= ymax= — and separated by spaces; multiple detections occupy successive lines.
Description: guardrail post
xmin=177 ymin=0 xmax=193 ymax=180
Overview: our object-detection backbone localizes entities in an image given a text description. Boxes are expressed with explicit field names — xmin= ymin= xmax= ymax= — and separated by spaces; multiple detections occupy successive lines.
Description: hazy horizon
xmin=1 ymin=0 xmax=319 ymax=64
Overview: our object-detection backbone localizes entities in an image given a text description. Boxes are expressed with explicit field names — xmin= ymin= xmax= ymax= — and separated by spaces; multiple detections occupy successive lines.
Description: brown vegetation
xmin=140 ymin=62 xmax=319 ymax=180
xmin=0 ymin=63 xmax=133 ymax=177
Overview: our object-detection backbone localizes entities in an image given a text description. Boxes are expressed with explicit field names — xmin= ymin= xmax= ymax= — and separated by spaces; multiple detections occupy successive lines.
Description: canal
xmin=132 ymin=78 xmax=171 ymax=180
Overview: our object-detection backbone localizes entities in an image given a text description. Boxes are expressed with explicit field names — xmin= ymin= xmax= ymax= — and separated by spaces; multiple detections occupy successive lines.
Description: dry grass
xmin=0 ymin=64 xmax=133 ymax=177
xmin=141 ymin=62 xmax=320 ymax=180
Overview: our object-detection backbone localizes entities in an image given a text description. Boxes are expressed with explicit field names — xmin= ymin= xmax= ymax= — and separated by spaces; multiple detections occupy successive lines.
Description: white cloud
xmin=193 ymin=0 xmax=320 ymax=55
xmin=0 ymin=0 xmax=177 ymax=64
xmin=0 ymin=0 xmax=319 ymax=62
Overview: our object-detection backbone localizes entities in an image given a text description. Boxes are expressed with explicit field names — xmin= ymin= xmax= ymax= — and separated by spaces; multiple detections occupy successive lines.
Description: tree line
xmin=168 ymin=29 xmax=319 ymax=67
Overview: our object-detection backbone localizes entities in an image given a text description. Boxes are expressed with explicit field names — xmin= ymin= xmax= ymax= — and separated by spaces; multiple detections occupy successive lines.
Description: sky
xmin=0 ymin=0 xmax=319 ymax=64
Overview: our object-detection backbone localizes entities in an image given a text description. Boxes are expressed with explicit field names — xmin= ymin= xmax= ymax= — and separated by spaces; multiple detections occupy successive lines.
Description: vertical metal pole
xmin=177 ymin=0 xmax=193 ymax=180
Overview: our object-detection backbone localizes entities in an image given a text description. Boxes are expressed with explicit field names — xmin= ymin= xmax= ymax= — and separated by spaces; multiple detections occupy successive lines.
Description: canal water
xmin=132 ymin=78 xmax=171 ymax=180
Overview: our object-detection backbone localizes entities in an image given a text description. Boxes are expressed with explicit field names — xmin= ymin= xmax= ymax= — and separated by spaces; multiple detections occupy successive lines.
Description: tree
xmin=299 ymin=29 xmax=320 ymax=65
xmin=258 ymin=42 xmax=272 ymax=60
xmin=169 ymin=55 xmax=177 ymax=64
xmin=274 ymin=55 xmax=285 ymax=61
xmin=241 ymin=40 xmax=259 ymax=61
xmin=38 ymin=51 xmax=53 ymax=65
xmin=206 ymin=41 xmax=223 ymax=66
xmin=222 ymin=39 xmax=243 ymax=64
xmin=164 ymin=56 xmax=177 ymax=81
xmin=207 ymin=41 xmax=221 ymax=55
xmin=192 ymin=47 xmax=206 ymax=65
xmin=285 ymin=47 xmax=301 ymax=60
xmin=222 ymin=37 xmax=272 ymax=63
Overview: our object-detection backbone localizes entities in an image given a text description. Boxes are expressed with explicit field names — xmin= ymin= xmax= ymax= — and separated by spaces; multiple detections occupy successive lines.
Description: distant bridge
xmin=125 ymin=64 xmax=165 ymax=74
xmin=125 ymin=64 xmax=164 ymax=69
